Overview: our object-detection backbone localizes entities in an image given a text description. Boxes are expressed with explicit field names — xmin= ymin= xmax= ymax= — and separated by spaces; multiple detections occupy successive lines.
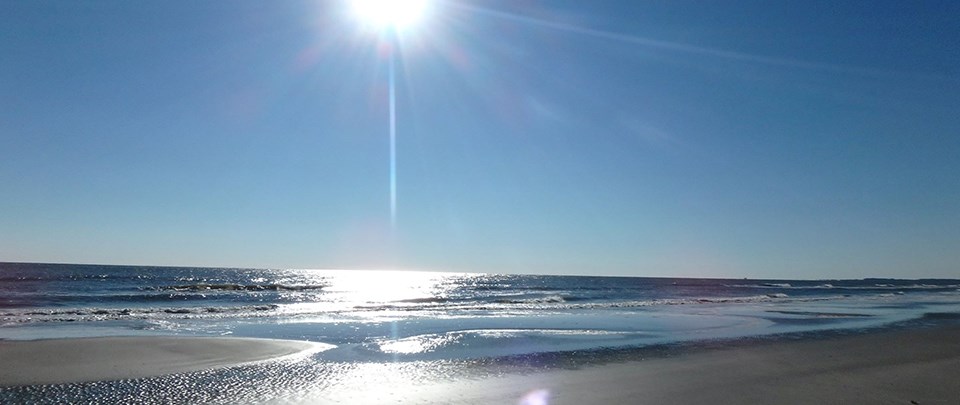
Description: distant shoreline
xmin=4 ymin=261 xmax=957 ymax=281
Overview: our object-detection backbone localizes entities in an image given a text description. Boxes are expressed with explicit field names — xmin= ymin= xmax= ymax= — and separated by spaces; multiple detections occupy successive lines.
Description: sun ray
xmin=389 ymin=51 xmax=397 ymax=227
xmin=450 ymin=2 xmax=935 ymax=79
xmin=349 ymin=0 xmax=431 ymax=228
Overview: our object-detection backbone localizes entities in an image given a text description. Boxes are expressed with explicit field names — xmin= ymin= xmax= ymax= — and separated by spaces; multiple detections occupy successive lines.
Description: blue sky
xmin=2 ymin=0 xmax=958 ymax=278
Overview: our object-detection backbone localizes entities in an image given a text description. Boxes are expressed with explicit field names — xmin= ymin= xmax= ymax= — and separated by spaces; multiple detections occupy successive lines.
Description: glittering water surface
xmin=3 ymin=263 xmax=960 ymax=354
xmin=1 ymin=263 xmax=959 ymax=402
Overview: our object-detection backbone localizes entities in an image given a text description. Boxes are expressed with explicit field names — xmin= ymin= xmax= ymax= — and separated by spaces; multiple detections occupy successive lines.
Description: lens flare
xmin=352 ymin=0 xmax=428 ymax=30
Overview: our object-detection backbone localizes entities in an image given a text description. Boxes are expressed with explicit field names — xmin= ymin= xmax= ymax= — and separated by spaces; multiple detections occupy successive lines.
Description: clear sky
xmin=2 ymin=0 xmax=958 ymax=279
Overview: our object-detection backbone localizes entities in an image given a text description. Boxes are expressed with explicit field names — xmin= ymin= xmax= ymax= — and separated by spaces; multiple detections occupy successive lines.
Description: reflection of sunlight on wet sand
xmin=288 ymin=361 xmax=457 ymax=404
xmin=519 ymin=388 xmax=551 ymax=405
xmin=286 ymin=360 xmax=550 ymax=405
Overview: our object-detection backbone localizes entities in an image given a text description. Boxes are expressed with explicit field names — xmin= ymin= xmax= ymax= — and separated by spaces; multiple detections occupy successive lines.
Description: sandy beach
xmin=2 ymin=326 xmax=958 ymax=404
xmin=0 ymin=336 xmax=318 ymax=387
xmin=392 ymin=326 xmax=960 ymax=405
xmin=309 ymin=325 xmax=960 ymax=405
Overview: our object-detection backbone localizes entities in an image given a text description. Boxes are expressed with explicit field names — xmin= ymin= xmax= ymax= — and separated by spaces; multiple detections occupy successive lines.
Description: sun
xmin=351 ymin=0 xmax=429 ymax=31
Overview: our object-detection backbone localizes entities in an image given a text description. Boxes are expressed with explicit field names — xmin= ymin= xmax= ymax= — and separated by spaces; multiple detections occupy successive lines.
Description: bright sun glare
xmin=352 ymin=0 xmax=429 ymax=30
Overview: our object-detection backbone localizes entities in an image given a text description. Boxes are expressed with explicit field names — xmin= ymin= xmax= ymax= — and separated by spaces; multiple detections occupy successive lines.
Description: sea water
xmin=2 ymin=262 xmax=959 ymax=402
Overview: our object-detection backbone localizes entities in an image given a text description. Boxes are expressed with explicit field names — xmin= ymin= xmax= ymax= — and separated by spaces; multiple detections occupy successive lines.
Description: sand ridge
xmin=0 ymin=336 xmax=321 ymax=386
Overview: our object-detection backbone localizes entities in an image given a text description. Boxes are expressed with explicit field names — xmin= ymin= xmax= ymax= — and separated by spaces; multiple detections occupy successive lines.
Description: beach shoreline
xmin=0 ymin=336 xmax=320 ymax=387
xmin=290 ymin=324 xmax=960 ymax=404
xmin=1 ymin=325 xmax=958 ymax=403
xmin=388 ymin=325 xmax=960 ymax=405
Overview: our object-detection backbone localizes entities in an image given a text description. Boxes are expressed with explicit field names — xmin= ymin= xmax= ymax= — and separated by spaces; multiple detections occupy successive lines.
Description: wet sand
xmin=392 ymin=326 xmax=960 ymax=405
xmin=2 ymin=327 xmax=958 ymax=404
xmin=0 ymin=336 xmax=318 ymax=387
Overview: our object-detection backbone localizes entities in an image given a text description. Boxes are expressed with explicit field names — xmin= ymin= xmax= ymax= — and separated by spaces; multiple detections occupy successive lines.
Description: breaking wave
xmin=0 ymin=304 xmax=280 ymax=325
xmin=154 ymin=283 xmax=325 ymax=292
xmin=726 ymin=283 xmax=960 ymax=291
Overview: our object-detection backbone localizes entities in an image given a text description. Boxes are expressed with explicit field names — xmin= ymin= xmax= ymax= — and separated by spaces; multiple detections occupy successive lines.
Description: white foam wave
xmin=726 ymin=283 xmax=960 ymax=290
xmin=0 ymin=304 xmax=280 ymax=325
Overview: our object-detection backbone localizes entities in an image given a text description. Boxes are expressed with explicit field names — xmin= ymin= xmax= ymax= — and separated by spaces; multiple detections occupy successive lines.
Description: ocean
xmin=2 ymin=262 xmax=960 ymax=402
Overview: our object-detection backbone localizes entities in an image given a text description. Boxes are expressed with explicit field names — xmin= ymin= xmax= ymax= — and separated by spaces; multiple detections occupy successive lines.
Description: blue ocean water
xmin=3 ymin=262 xmax=959 ymax=363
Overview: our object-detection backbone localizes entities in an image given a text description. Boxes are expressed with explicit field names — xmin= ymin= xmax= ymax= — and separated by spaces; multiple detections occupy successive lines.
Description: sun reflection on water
xmin=272 ymin=270 xmax=482 ymax=320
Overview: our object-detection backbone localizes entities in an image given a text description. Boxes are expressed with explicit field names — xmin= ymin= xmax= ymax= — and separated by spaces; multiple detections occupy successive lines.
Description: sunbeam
xmin=389 ymin=50 xmax=397 ymax=227
xmin=452 ymin=2 xmax=953 ymax=81
xmin=349 ymin=0 xmax=433 ymax=228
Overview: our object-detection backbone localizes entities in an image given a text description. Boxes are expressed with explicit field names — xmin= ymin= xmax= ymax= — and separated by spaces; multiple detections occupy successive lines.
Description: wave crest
xmin=155 ymin=283 xmax=325 ymax=292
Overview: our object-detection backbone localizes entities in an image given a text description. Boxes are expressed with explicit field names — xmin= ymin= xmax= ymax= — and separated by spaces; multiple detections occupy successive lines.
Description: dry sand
xmin=0 ymin=336 xmax=317 ymax=387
